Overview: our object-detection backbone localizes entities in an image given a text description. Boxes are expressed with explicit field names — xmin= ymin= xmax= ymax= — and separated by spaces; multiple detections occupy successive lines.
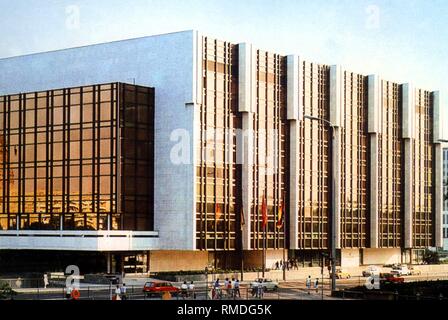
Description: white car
xmin=362 ymin=266 xmax=380 ymax=277
xmin=391 ymin=265 xmax=411 ymax=276
xmin=250 ymin=278 xmax=279 ymax=291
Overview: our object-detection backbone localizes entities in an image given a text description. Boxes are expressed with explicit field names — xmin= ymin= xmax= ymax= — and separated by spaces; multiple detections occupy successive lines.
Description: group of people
xmin=180 ymin=281 xmax=196 ymax=299
xmin=251 ymin=279 xmax=265 ymax=299
xmin=212 ymin=278 xmax=241 ymax=299
xmin=305 ymin=276 xmax=319 ymax=293
xmin=113 ymin=283 xmax=127 ymax=300
xmin=274 ymin=259 xmax=300 ymax=271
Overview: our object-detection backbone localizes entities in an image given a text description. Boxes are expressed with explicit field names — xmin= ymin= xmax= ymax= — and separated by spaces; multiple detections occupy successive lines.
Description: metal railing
xmin=3 ymin=272 xmax=448 ymax=300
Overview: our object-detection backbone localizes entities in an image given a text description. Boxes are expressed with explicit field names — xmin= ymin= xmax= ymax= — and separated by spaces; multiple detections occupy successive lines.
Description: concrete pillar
xmin=241 ymin=112 xmax=253 ymax=250
xmin=106 ymin=252 xmax=112 ymax=274
xmin=238 ymin=43 xmax=256 ymax=250
xmin=402 ymin=84 xmax=414 ymax=249
xmin=368 ymin=75 xmax=381 ymax=248
xmin=403 ymin=139 xmax=413 ymax=248
xmin=330 ymin=65 xmax=343 ymax=249
xmin=289 ymin=121 xmax=299 ymax=249
xmin=369 ymin=134 xmax=379 ymax=248
xmin=287 ymin=55 xmax=302 ymax=250
xmin=332 ymin=127 xmax=341 ymax=249
xmin=432 ymin=91 xmax=443 ymax=248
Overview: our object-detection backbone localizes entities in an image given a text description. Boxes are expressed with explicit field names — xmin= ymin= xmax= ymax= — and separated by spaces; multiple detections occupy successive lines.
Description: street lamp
xmin=205 ymin=267 xmax=209 ymax=300
xmin=304 ymin=114 xmax=337 ymax=293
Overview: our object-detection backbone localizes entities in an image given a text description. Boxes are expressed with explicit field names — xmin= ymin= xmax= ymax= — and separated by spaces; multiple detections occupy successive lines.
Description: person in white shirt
xmin=234 ymin=279 xmax=241 ymax=298
xmin=188 ymin=281 xmax=195 ymax=299
xmin=181 ymin=281 xmax=188 ymax=299
xmin=306 ymin=275 xmax=311 ymax=294
xmin=65 ymin=285 xmax=73 ymax=300
xmin=114 ymin=285 xmax=121 ymax=300
xmin=43 ymin=274 xmax=49 ymax=289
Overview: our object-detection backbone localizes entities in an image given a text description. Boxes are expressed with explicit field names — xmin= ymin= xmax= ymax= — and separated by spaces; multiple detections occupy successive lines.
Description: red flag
xmin=276 ymin=197 xmax=284 ymax=229
xmin=215 ymin=203 xmax=222 ymax=221
xmin=261 ymin=193 xmax=268 ymax=229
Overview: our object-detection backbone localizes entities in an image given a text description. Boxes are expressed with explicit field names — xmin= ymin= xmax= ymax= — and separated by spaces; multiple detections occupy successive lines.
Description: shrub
xmin=0 ymin=281 xmax=17 ymax=300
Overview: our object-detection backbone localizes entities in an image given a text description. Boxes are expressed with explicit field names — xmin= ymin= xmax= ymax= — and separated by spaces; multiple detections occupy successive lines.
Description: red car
xmin=381 ymin=273 xmax=404 ymax=284
xmin=143 ymin=281 xmax=180 ymax=297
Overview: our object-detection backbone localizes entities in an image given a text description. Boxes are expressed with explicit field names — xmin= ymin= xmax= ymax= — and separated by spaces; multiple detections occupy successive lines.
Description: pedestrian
xmin=120 ymin=283 xmax=127 ymax=300
xmin=114 ymin=285 xmax=121 ymax=300
xmin=65 ymin=285 xmax=73 ymax=300
xmin=314 ymin=278 xmax=319 ymax=293
xmin=257 ymin=279 xmax=264 ymax=299
xmin=188 ymin=281 xmax=196 ymax=299
xmin=234 ymin=279 xmax=241 ymax=298
xmin=275 ymin=261 xmax=279 ymax=270
xmin=224 ymin=278 xmax=230 ymax=297
xmin=213 ymin=279 xmax=221 ymax=299
xmin=230 ymin=278 xmax=235 ymax=298
xmin=43 ymin=273 xmax=49 ymax=289
xmin=306 ymin=275 xmax=311 ymax=294
xmin=181 ymin=281 xmax=188 ymax=299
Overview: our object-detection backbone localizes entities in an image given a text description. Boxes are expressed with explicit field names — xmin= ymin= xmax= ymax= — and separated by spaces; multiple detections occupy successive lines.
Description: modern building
xmin=443 ymin=147 xmax=448 ymax=251
xmin=0 ymin=30 xmax=445 ymax=273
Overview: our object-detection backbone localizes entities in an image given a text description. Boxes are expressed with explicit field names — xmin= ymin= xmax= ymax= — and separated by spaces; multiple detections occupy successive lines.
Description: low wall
xmin=149 ymin=251 xmax=208 ymax=272
xmin=362 ymin=248 xmax=402 ymax=266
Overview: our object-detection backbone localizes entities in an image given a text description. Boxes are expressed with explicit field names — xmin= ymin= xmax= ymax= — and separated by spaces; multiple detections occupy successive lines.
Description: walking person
xmin=181 ymin=281 xmax=188 ymax=299
xmin=234 ymin=279 xmax=241 ymax=298
xmin=43 ymin=273 xmax=49 ymax=289
xmin=120 ymin=283 xmax=127 ymax=300
xmin=213 ymin=279 xmax=221 ymax=300
xmin=230 ymin=278 xmax=235 ymax=298
xmin=314 ymin=278 xmax=319 ymax=293
xmin=188 ymin=281 xmax=196 ymax=299
xmin=65 ymin=285 xmax=73 ymax=300
xmin=224 ymin=278 xmax=230 ymax=297
xmin=257 ymin=279 xmax=264 ymax=299
xmin=306 ymin=275 xmax=311 ymax=294
xmin=114 ymin=285 xmax=122 ymax=300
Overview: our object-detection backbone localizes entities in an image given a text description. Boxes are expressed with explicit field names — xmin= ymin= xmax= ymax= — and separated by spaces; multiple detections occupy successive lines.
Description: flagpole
xmin=240 ymin=207 xmax=244 ymax=281
xmin=282 ymin=192 xmax=286 ymax=281
xmin=262 ymin=191 xmax=266 ymax=279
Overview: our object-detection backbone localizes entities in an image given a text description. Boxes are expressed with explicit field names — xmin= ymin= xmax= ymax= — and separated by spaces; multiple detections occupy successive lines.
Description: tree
xmin=0 ymin=281 xmax=16 ymax=300
xmin=423 ymin=249 xmax=440 ymax=265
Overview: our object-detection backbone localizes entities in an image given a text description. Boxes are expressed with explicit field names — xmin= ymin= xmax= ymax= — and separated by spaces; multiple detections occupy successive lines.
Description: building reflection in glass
xmin=0 ymin=83 xmax=154 ymax=231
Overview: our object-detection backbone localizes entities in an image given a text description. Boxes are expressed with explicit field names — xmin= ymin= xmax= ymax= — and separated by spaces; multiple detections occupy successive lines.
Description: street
xmin=8 ymin=271 xmax=448 ymax=301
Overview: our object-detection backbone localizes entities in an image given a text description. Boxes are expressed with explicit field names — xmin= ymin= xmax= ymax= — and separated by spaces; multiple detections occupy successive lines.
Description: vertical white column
xmin=368 ymin=75 xmax=381 ymax=248
xmin=191 ymin=31 xmax=203 ymax=250
xmin=433 ymin=91 xmax=443 ymax=248
xmin=287 ymin=55 xmax=301 ymax=249
xmin=402 ymin=83 xmax=414 ymax=249
xmin=239 ymin=43 xmax=256 ymax=250
xmin=330 ymin=65 xmax=343 ymax=249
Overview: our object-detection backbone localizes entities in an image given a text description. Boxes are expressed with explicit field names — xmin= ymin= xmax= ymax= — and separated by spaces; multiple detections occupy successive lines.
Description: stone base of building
xmin=0 ymin=248 xmax=434 ymax=275
xmin=340 ymin=248 xmax=407 ymax=267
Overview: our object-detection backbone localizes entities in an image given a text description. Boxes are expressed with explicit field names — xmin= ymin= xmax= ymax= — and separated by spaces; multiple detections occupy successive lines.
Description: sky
xmin=0 ymin=0 xmax=447 ymax=137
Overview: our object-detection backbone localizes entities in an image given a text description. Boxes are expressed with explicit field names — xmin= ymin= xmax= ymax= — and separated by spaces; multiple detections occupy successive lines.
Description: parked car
xmin=409 ymin=266 xmax=421 ymax=275
xmin=362 ymin=266 xmax=380 ymax=277
xmin=249 ymin=278 xmax=279 ymax=291
xmin=143 ymin=281 xmax=180 ymax=297
xmin=331 ymin=269 xmax=350 ymax=279
xmin=380 ymin=273 xmax=404 ymax=284
xmin=391 ymin=265 xmax=411 ymax=276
